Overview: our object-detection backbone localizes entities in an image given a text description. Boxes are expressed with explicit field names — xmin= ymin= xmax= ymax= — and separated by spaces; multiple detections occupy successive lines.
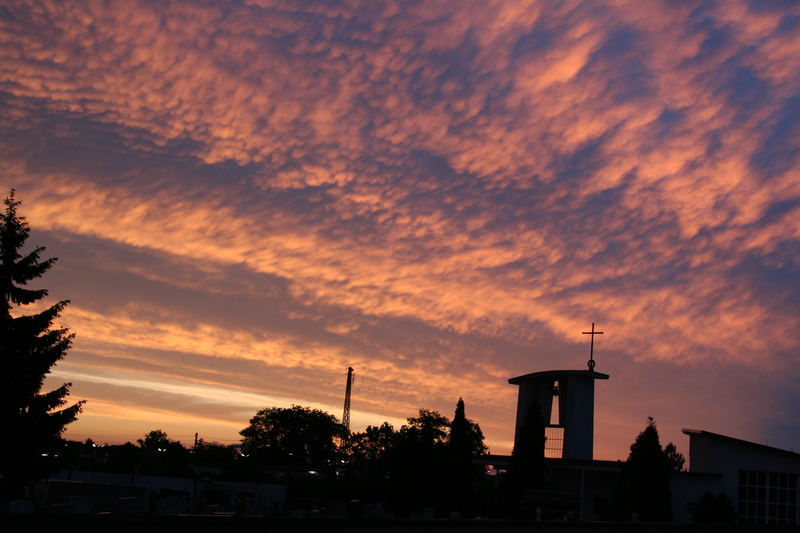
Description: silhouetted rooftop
xmin=682 ymin=428 xmax=800 ymax=458
xmin=508 ymin=369 xmax=609 ymax=384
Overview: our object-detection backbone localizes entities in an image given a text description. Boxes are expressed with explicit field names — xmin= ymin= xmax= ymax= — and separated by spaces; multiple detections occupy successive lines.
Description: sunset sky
xmin=2 ymin=0 xmax=799 ymax=460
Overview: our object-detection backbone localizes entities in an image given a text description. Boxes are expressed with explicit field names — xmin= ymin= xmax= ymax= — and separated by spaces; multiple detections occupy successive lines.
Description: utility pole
xmin=192 ymin=432 xmax=199 ymax=513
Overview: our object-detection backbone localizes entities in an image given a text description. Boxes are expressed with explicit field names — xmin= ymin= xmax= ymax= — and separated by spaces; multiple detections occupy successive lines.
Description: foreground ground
xmin=0 ymin=516 xmax=795 ymax=533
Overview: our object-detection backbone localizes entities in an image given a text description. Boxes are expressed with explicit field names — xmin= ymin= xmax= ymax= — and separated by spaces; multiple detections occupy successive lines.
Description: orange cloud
xmin=2 ymin=0 xmax=800 ymax=457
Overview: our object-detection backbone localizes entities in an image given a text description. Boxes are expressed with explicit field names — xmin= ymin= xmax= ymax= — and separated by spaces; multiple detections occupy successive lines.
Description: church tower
xmin=508 ymin=323 xmax=608 ymax=460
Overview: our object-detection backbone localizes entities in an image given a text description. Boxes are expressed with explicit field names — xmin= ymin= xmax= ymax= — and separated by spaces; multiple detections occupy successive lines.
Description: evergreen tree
xmin=504 ymin=400 xmax=547 ymax=517
xmin=664 ymin=442 xmax=685 ymax=472
xmin=0 ymin=190 xmax=83 ymax=497
xmin=614 ymin=417 xmax=674 ymax=521
xmin=510 ymin=400 xmax=546 ymax=490
xmin=448 ymin=398 xmax=470 ymax=458
xmin=447 ymin=398 xmax=474 ymax=514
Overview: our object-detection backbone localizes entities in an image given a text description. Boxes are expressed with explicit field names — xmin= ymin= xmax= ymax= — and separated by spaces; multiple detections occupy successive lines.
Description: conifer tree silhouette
xmin=510 ymin=401 xmax=546 ymax=490
xmin=447 ymin=398 xmax=473 ymax=513
xmin=614 ymin=417 xmax=674 ymax=521
xmin=0 ymin=190 xmax=83 ymax=497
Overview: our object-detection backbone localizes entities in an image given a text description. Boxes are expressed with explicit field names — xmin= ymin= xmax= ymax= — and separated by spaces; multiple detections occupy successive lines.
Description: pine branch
xmin=13 ymin=248 xmax=56 ymax=284
xmin=8 ymin=286 xmax=49 ymax=306
xmin=8 ymin=300 xmax=70 ymax=337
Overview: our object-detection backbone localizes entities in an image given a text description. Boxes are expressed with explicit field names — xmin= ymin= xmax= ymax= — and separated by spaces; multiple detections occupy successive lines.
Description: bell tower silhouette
xmin=508 ymin=323 xmax=609 ymax=460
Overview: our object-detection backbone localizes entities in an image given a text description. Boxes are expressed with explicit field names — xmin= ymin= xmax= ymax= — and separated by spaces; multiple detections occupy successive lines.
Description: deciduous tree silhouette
xmin=346 ymin=421 xmax=396 ymax=477
xmin=137 ymin=429 xmax=192 ymax=477
xmin=0 ymin=190 xmax=83 ymax=498
xmin=107 ymin=442 xmax=142 ymax=474
xmin=138 ymin=429 xmax=169 ymax=450
xmin=388 ymin=408 xmax=450 ymax=515
xmin=240 ymin=405 xmax=345 ymax=469
xmin=194 ymin=439 xmax=237 ymax=464
xmin=404 ymin=408 xmax=450 ymax=446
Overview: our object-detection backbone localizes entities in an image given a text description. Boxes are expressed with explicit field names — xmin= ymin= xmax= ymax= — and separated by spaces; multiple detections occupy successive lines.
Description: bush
xmin=692 ymin=491 xmax=735 ymax=523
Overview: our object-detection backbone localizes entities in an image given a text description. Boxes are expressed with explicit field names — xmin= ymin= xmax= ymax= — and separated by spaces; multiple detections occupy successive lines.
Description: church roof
xmin=508 ymin=369 xmax=609 ymax=384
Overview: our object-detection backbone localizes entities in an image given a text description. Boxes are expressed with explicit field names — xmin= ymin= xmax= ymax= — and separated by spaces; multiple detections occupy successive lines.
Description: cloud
xmin=2 ymin=0 xmax=800 ymax=456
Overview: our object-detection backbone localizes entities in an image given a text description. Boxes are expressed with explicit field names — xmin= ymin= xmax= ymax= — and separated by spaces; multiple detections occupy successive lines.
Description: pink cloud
xmin=2 ymin=0 xmax=800 ymax=456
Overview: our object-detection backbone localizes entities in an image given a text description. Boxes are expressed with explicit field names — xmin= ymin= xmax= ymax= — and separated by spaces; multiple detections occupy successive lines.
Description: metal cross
xmin=582 ymin=322 xmax=603 ymax=371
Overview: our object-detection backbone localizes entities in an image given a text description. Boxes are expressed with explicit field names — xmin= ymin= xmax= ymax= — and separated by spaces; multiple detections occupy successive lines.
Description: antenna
xmin=342 ymin=366 xmax=354 ymax=432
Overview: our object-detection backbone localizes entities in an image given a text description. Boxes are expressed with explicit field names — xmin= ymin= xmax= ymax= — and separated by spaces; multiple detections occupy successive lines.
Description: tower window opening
xmin=550 ymin=381 xmax=560 ymax=425
xmin=545 ymin=426 xmax=564 ymax=459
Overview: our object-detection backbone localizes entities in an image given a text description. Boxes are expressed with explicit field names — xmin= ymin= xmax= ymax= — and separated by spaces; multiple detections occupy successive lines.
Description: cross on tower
xmin=582 ymin=322 xmax=603 ymax=371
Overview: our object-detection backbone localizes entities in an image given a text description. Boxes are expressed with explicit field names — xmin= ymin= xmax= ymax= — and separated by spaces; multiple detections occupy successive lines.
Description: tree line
xmin=49 ymin=400 xmax=490 ymax=517
xmin=0 ymin=190 xmax=733 ymax=521
xmin=50 ymin=407 xmax=717 ymax=520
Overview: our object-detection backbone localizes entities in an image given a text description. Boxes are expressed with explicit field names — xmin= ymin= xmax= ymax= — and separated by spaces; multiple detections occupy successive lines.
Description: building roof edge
xmin=509 ymin=369 xmax=610 ymax=384
xmin=682 ymin=428 xmax=800 ymax=458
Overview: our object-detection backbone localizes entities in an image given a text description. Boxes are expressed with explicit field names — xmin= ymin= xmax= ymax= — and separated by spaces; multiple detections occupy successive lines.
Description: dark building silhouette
xmin=509 ymin=369 xmax=608 ymax=460
xmin=497 ymin=337 xmax=619 ymax=521
xmin=672 ymin=429 xmax=800 ymax=525
xmin=499 ymin=335 xmax=799 ymax=524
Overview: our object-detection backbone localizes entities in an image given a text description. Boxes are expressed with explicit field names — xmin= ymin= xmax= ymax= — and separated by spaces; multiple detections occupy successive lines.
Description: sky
xmin=1 ymin=0 xmax=799 ymax=460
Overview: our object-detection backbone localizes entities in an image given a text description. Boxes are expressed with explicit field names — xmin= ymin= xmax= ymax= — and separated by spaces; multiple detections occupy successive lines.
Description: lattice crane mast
xmin=342 ymin=366 xmax=354 ymax=432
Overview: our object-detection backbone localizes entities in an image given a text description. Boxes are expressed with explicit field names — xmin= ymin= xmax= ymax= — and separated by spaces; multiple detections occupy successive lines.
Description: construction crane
xmin=342 ymin=366 xmax=354 ymax=432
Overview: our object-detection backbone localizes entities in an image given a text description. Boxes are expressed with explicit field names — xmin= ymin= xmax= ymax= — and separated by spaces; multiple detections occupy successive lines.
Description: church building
xmin=500 ymin=323 xmax=800 ymax=524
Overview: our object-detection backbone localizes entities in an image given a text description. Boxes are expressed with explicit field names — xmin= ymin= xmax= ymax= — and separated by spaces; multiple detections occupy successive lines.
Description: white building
xmin=672 ymin=429 xmax=800 ymax=525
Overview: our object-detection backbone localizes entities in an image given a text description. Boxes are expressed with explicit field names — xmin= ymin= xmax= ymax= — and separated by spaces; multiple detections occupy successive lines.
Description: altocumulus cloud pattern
xmin=1 ymin=0 xmax=799 ymax=456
